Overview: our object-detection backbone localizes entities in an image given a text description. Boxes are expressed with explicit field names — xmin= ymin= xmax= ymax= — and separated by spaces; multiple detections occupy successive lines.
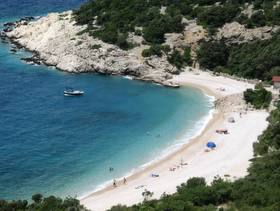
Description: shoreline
xmin=0 ymin=14 xmax=270 ymax=211
xmin=78 ymin=91 xmax=216 ymax=199
xmin=80 ymin=70 xmax=269 ymax=211
xmin=1 ymin=13 xmax=180 ymax=88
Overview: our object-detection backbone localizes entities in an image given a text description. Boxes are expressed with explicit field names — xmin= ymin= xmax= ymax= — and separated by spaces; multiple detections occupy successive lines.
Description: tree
xmin=197 ymin=4 xmax=240 ymax=30
xmin=168 ymin=49 xmax=184 ymax=70
xmin=250 ymin=11 xmax=266 ymax=27
xmin=117 ymin=33 xmax=129 ymax=50
xmin=197 ymin=41 xmax=229 ymax=69
xmin=142 ymin=189 xmax=154 ymax=201
xmin=143 ymin=18 xmax=166 ymax=44
xmin=183 ymin=47 xmax=192 ymax=65
xmin=142 ymin=44 xmax=162 ymax=57
xmin=32 ymin=193 xmax=43 ymax=203
xmin=243 ymin=83 xmax=272 ymax=109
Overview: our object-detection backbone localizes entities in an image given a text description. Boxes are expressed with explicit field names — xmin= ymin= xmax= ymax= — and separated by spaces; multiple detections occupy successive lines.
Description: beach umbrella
xmin=206 ymin=141 xmax=216 ymax=149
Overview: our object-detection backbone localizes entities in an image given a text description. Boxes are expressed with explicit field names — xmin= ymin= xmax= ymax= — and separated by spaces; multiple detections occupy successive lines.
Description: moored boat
xmin=64 ymin=88 xmax=84 ymax=96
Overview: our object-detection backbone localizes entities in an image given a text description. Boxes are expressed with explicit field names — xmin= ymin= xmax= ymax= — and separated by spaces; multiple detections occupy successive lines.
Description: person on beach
xmin=113 ymin=179 xmax=117 ymax=187
xmin=123 ymin=177 xmax=127 ymax=184
xmin=180 ymin=158 xmax=188 ymax=166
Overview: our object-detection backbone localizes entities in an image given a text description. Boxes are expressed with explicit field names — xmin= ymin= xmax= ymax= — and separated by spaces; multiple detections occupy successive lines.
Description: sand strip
xmin=81 ymin=70 xmax=269 ymax=211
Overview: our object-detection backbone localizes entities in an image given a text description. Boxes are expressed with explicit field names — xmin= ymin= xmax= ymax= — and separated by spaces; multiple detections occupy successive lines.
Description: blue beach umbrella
xmin=206 ymin=141 xmax=216 ymax=149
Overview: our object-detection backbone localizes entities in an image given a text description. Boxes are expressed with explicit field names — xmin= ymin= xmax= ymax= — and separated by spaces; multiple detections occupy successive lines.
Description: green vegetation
xmin=168 ymin=49 xmax=185 ymax=70
xmin=73 ymin=0 xmax=186 ymax=48
xmin=142 ymin=46 xmax=191 ymax=70
xmin=244 ymin=83 xmax=272 ymax=109
xmin=197 ymin=41 xmax=229 ymax=70
xmin=0 ymin=194 xmax=88 ymax=211
xmin=197 ymin=31 xmax=280 ymax=81
xmin=142 ymin=45 xmax=163 ymax=57
xmin=165 ymin=47 xmax=192 ymax=70
xmin=254 ymin=101 xmax=280 ymax=155
xmin=141 ymin=44 xmax=172 ymax=57
xmin=2 ymin=1 xmax=280 ymax=210
xmin=108 ymin=100 xmax=280 ymax=210
xmin=183 ymin=47 xmax=192 ymax=65
xmin=196 ymin=3 xmax=241 ymax=33
xmin=90 ymin=44 xmax=101 ymax=49
xmin=74 ymin=0 xmax=280 ymax=49
xmin=234 ymin=1 xmax=280 ymax=28
xmin=251 ymin=0 xmax=280 ymax=26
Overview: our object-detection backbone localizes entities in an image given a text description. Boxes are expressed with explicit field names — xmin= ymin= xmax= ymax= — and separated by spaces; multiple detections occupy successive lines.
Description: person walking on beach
xmin=123 ymin=177 xmax=127 ymax=184
xmin=113 ymin=179 xmax=117 ymax=187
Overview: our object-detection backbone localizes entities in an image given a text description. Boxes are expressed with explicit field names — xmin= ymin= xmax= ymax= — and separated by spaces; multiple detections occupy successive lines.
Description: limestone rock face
xmin=216 ymin=22 xmax=279 ymax=44
xmin=183 ymin=20 xmax=207 ymax=67
xmin=5 ymin=10 xmax=278 ymax=86
xmin=184 ymin=20 xmax=207 ymax=46
xmin=6 ymin=11 xmax=178 ymax=87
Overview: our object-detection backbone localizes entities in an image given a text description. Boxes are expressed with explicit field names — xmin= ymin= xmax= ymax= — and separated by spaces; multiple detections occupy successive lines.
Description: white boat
xmin=64 ymin=88 xmax=84 ymax=96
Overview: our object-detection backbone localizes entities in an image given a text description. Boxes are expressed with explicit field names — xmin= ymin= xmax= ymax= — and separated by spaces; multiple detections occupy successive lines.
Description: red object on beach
xmin=272 ymin=76 xmax=280 ymax=82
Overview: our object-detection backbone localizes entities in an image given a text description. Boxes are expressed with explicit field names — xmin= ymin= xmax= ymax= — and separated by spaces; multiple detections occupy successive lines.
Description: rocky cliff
xmin=4 ymin=11 xmax=178 ymax=87
xmin=2 ymin=10 xmax=278 ymax=87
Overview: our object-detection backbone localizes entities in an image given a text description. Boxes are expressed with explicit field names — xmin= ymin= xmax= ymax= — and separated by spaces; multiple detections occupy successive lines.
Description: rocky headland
xmin=2 ymin=11 xmax=179 ymax=87
xmin=1 ymin=10 xmax=278 ymax=87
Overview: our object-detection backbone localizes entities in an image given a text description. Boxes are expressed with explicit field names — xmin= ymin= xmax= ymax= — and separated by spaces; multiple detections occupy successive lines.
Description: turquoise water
xmin=0 ymin=0 xmax=213 ymax=200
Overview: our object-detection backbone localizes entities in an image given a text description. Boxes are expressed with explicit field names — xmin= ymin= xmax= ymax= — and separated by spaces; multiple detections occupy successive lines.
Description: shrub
xmin=142 ymin=16 xmax=169 ymax=44
xmin=134 ymin=29 xmax=142 ymax=36
xmin=243 ymin=83 xmax=272 ymax=109
xmin=197 ymin=4 xmax=240 ymax=30
xmin=161 ymin=45 xmax=171 ymax=54
xmin=197 ymin=32 xmax=280 ymax=81
xmin=0 ymin=194 xmax=88 ymax=211
xmin=168 ymin=49 xmax=184 ymax=70
xmin=250 ymin=11 xmax=266 ymax=27
xmin=183 ymin=47 xmax=192 ymax=65
xmin=197 ymin=41 xmax=229 ymax=69
xmin=32 ymin=193 xmax=43 ymax=203
xmin=91 ymin=44 xmax=101 ymax=49
xmin=253 ymin=100 xmax=280 ymax=155
xmin=142 ymin=45 xmax=162 ymax=57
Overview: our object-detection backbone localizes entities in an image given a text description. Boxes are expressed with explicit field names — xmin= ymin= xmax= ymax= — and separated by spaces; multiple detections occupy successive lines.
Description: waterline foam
xmin=79 ymin=93 xmax=215 ymax=199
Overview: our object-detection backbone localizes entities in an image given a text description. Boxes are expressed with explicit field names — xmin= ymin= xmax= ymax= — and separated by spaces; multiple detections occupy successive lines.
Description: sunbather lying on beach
xmin=216 ymin=129 xmax=229 ymax=134
xmin=135 ymin=185 xmax=145 ymax=189
xmin=151 ymin=173 xmax=159 ymax=177
xmin=169 ymin=167 xmax=176 ymax=171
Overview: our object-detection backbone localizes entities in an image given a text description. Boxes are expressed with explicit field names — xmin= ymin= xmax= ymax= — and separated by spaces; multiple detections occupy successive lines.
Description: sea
xmin=0 ymin=0 xmax=214 ymax=200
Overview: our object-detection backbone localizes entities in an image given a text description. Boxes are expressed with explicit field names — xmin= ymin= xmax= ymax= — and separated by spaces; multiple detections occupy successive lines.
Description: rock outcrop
xmin=216 ymin=22 xmax=279 ymax=44
xmin=4 ymin=11 xmax=179 ymax=87
xmin=2 ymin=10 xmax=279 ymax=87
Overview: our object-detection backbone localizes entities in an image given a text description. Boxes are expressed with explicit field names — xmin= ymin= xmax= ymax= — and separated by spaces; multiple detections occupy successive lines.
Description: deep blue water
xmin=0 ymin=0 xmax=213 ymax=200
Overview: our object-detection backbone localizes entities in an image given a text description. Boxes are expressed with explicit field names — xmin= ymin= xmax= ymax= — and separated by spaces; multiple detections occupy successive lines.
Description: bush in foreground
xmin=0 ymin=194 xmax=88 ymax=211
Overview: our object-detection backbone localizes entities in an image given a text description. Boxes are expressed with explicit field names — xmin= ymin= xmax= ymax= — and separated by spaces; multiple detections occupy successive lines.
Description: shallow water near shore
xmin=0 ymin=0 xmax=213 ymax=200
